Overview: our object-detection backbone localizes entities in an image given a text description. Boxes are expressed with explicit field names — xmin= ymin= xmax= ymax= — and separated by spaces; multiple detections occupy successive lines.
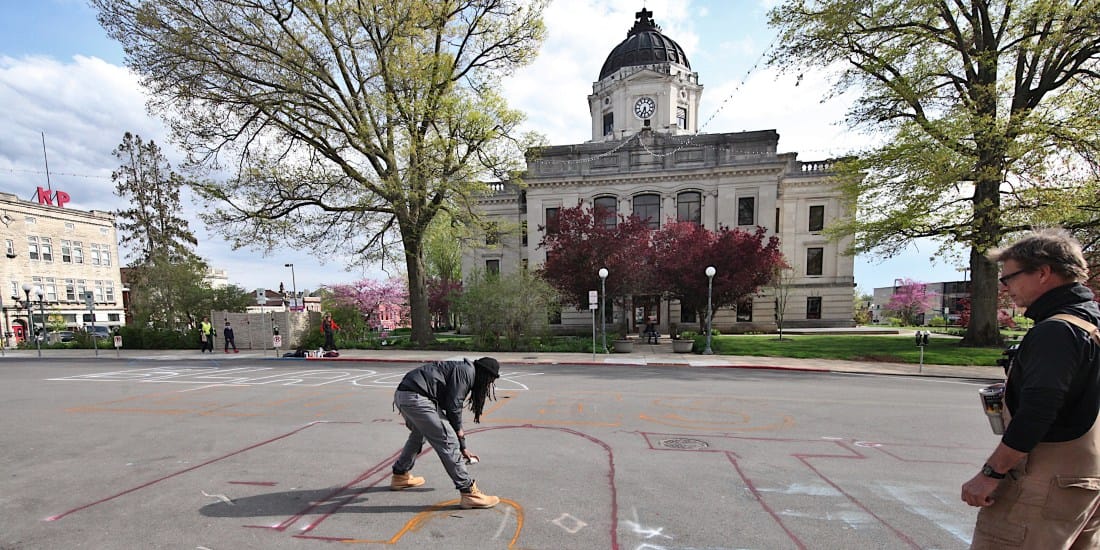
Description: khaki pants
xmin=972 ymin=416 xmax=1100 ymax=549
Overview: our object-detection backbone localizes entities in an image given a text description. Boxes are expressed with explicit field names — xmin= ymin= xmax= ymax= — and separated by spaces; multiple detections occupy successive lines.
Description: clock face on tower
xmin=633 ymin=96 xmax=656 ymax=119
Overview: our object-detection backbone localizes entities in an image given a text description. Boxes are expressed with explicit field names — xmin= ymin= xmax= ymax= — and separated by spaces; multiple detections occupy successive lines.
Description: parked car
xmin=86 ymin=326 xmax=112 ymax=339
xmin=47 ymin=330 xmax=75 ymax=343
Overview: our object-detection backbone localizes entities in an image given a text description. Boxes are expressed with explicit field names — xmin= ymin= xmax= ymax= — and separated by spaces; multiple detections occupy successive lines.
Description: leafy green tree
xmin=94 ymin=0 xmax=547 ymax=346
xmin=769 ymin=0 xmax=1100 ymax=346
xmin=209 ymin=284 xmax=260 ymax=314
xmin=127 ymin=255 xmax=209 ymax=330
xmin=454 ymin=269 xmax=559 ymax=351
xmin=424 ymin=212 xmax=466 ymax=328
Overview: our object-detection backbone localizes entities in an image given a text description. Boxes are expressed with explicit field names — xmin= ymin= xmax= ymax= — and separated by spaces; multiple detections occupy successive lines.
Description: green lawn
xmin=697 ymin=334 xmax=1007 ymax=367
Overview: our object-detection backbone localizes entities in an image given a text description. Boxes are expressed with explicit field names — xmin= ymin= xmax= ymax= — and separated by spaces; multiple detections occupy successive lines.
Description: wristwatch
xmin=981 ymin=464 xmax=1007 ymax=479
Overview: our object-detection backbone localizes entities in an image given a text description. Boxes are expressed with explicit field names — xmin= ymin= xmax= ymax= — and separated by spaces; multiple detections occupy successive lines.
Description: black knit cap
xmin=473 ymin=357 xmax=500 ymax=378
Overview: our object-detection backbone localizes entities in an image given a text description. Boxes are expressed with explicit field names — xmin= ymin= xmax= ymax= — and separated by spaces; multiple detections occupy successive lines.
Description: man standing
xmin=199 ymin=317 xmax=215 ymax=353
xmin=963 ymin=229 xmax=1100 ymax=548
xmin=223 ymin=320 xmax=239 ymax=353
xmin=389 ymin=357 xmax=501 ymax=509
xmin=320 ymin=312 xmax=339 ymax=351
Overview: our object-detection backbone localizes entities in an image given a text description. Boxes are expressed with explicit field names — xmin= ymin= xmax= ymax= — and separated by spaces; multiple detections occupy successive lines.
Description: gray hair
xmin=989 ymin=228 xmax=1088 ymax=282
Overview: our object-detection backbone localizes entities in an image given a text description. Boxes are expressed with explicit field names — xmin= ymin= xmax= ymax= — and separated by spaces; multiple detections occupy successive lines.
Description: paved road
xmin=0 ymin=355 xmax=1001 ymax=549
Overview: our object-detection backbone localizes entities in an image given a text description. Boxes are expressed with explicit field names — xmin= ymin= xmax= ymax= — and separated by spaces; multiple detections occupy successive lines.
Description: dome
xmin=598 ymin=9 xmax=691 ymax=81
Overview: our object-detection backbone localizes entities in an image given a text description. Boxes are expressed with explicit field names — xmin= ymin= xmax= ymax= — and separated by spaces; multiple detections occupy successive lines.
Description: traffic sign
xmin=272 ymin=335 xmax=283 ymax=348
xmin=113 ymin=335 xmax=122 ymax=348
xmin=589 ymin=290 xmax=598 ymax=306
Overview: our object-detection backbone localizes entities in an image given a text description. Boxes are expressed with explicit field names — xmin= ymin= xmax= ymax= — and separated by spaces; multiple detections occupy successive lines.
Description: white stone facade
xmin=0 ymin=191 xmax=124 ymax=344
xmin=461 ymin=9 xmax=856 ymax=335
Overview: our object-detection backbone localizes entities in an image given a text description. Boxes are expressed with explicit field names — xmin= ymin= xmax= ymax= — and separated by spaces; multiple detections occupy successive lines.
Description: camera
xmin=996 ymin=344 xmax=1019 ymax=373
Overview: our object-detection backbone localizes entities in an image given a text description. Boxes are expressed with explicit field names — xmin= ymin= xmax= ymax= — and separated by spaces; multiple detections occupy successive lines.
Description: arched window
xmin=633 ymin=194 xmax=661 ymax=229
xmin=593 ymin=196 xmax=617 ymax=229
xmin=676 ymin=191 xmax=701 ymax=225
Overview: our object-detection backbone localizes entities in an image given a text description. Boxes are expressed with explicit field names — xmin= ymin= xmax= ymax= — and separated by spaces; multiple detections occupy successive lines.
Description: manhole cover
xmin=659 ymin=438 xmax=709 ymax=450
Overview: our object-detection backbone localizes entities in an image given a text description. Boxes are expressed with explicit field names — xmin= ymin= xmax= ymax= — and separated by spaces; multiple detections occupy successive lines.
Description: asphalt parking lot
xmin=1 ymin=356 xmax=996 ymax=549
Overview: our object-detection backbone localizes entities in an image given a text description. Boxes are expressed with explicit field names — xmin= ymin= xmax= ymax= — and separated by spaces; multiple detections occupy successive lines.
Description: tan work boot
xmin=459 ymin=481 xmax=500 ymax=509
xmin=389 ymin=472 xmax=425 ymax=491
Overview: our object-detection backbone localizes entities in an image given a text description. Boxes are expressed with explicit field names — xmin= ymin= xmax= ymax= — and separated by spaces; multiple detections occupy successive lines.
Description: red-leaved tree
xmin=538 ymin=205 xmax=652 ymax=317
xmin=957 ymin=291 xmax=1017 ymax=329
xmin=651 ymin=222 xmax=784 ymax=329
xmin=328 ymin=277 xmax=409 ymax=329
xmin=427 ymin=277 xmax=463 ymax=330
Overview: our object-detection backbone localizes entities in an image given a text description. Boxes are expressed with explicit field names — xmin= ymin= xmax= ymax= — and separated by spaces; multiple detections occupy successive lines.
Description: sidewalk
xmin=0 ymin=342 xmax=1005 ymax=381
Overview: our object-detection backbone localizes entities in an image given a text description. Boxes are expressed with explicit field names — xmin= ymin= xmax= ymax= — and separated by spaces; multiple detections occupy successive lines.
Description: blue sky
xmin=0 ymin=0 xmax=969 ymax=294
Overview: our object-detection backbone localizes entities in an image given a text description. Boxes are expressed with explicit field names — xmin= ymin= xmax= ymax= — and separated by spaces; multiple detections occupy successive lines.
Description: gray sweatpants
xmin=392 ymin=390 xmax=472 ymax=491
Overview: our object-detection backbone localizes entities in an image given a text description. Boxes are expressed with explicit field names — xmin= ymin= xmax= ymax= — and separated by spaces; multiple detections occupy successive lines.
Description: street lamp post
xmin=598 ymin=268 xmax=609 ymax=353
xmin=284 ymin=263 xmax=297 ymax=311
xmin=20 ymin=283 xmax=42 ymax=358
xmin=35 ymin=287 xmax=45 ymax=351
xmin=704 ymin=266 xmax=716 ymax=355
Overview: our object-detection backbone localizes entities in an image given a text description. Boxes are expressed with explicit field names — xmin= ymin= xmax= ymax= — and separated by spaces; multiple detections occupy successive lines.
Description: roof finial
xmin=629 ymin=7 xmax=659 ymax=36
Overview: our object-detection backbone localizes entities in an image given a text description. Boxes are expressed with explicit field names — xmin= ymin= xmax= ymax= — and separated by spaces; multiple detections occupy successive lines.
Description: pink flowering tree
xmin=886 ymin=279 xmax=939 ymax=326
xmin=328 ymin=277 xmax=409 ymax=330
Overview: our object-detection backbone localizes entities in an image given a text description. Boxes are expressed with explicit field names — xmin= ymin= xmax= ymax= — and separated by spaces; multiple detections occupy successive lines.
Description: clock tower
xmin=588 ymin=9 xmax=702 ymax=142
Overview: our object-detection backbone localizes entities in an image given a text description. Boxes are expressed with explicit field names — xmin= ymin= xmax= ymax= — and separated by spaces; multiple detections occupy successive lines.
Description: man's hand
xmin=461 ymin=448 xmax=480 ymax=464
xmin=961 ymin=473 xmax=1000 ymax=507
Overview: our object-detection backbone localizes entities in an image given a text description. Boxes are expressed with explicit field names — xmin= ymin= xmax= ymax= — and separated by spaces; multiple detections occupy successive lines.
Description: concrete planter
xmin=672 ymin=339 xmax=694 ymax=353
xmin=612 ymin=339 xmax=634 ymax=353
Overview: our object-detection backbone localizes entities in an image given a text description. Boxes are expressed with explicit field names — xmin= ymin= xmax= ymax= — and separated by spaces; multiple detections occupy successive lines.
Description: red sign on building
xmin=35 ymin=187 xmax=70 ymax=208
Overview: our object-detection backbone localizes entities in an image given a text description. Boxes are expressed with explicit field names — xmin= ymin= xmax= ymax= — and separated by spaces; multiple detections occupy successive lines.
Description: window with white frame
xmin=5 ymin=239 xmax=13 ymax=256
xmin=40 ymin=238 xmax=52 ymax=262
xmin=61 ymin=240 xmax=71 ymax=262
xmin=65 ymin=279 xmax=75 ymax=301
xmin=105 ymin=282 xmax=115 ymax=302
xmin=102 ymin=245 xmax=111 ymax=266
xmin=45 ymin=278 xmax=57 ymax=301
xmin=94 ymin=281 xmax=104 ymax=301
xmin=73 ymin=241 xmax=84 ymax=264
xmin=90 ymin=244 xmax=101 ymax=266
xmin=28 ymin=236 xmax=39 ymax=260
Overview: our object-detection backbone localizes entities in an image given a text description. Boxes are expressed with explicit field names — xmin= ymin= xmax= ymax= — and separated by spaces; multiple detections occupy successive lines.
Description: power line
xmin=1 ymin=167 xmax=112 ymax=181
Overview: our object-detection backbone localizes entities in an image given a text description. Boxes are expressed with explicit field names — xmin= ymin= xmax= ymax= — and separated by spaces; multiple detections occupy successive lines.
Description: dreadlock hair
xmin=468 ymin=367 xmax=498 ymax=423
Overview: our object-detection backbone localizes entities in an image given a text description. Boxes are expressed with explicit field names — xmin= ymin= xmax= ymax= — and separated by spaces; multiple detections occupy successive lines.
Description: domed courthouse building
xmin=463 ymin=9 xmax=856 ymax=335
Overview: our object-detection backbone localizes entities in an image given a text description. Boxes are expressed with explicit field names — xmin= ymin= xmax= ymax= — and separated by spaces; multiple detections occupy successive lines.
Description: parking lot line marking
xmin=43 ymin=421 xmax=355 ymax=522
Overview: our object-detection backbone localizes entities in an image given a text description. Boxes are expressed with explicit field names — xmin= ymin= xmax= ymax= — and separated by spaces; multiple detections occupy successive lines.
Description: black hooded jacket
xmin=1003 ymin=283 xmax=1100 ymax=452
xmin=396 ymin=359 xmax=474 ymax=434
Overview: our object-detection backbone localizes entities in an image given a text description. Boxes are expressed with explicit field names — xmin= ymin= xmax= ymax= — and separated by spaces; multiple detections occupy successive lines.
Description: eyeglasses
xmin=998 ymin=270 xmax=1029 ymax=286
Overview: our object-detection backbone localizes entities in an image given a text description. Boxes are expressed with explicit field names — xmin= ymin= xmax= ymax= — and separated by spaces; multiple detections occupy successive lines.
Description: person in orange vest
xmin=320 ymin=312 xmax=340 ymax=351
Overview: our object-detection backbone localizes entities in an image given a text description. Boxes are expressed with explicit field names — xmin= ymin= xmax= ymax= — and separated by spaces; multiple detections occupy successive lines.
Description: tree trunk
xmin=961 ymin=48 xmax=1006 ymax=349
xmin=964 ymin=247 xmax=1003 ymax=347
xmin=403 ymin=235 xmax=434 ymax=346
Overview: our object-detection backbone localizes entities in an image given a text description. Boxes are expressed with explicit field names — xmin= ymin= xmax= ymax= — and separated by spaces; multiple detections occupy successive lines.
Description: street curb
xmin=290 ymin=355 xmax=1001 ymax=380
